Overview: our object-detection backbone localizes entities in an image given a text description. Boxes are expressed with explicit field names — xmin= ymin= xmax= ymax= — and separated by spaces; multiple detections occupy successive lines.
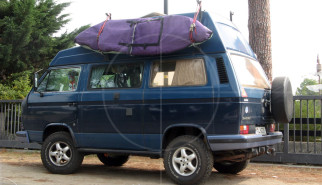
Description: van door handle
xmin=68 ymin=102 xmax=77 ymax=106
xmin=114 ymin=93 xmax=120 ymax=100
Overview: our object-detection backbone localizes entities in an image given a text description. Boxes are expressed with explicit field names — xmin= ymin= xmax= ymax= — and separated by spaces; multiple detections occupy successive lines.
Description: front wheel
xmin=41 ymin=132 xmax=84 ymax=174
xmin=213 ymin=159 xmax=249 ymax=174
xmin=163 ymin=135 xmax=213 ymax=185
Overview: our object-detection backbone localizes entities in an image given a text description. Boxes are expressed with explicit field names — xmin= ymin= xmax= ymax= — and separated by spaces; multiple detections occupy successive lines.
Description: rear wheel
xmin=163 ymin=135 xmax=213 ymax=185
xmin=97 ymin=153 xmax=129 ymax=166
xmin=41 ymin=132 xmax=84 ymax=174
xmin=213 ymin=159 xmax=249 ymax=174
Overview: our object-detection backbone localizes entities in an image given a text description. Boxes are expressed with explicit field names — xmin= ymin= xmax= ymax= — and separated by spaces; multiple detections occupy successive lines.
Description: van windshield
xmin=230 ymin=54 xmax=270 ymax=89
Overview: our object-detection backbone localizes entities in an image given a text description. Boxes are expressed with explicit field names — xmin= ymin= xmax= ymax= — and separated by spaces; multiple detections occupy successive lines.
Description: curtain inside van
xmin=172 ymin=59 xmax=206 ymax=86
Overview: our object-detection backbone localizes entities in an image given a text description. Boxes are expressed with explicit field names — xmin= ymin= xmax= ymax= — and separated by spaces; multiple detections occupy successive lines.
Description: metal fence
xmin=0 ymin=100 xmax=40 ymax=149
xmin=0 ymin=100 xmax=23 ymax=140
xmin=253 ymin=95 xmax=322 ymax=165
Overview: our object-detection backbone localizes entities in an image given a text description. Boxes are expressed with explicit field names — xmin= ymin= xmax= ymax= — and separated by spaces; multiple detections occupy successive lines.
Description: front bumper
xmin=16 ymin=131 xmax=30 ymax=143
xmin=207 ymin=132 xmax=283 ymax=151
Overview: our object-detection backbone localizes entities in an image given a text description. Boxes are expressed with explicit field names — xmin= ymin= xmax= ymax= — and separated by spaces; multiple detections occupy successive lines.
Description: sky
xmin=56 ymin=0 xmax=322 ymax=92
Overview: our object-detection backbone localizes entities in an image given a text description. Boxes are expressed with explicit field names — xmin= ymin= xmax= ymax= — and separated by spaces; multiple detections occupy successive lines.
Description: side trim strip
xmin=77 ymin=97 xmax=242 ymax=105
xmin=78 ymin=148 xmax=161 ymax=157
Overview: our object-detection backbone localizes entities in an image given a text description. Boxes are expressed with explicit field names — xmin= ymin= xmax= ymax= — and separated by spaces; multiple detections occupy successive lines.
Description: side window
xmin=150 ymin=59 xmax=207 ymax=87
xmin=89 ymin=63 xmax=143 ymax=89
xmin=37 ymin=67 xmax=81 ymax=92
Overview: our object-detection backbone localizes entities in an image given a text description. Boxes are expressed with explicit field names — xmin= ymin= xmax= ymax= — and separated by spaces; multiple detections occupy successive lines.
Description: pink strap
xmin=97 ymin=13 xmax=111 ymax=51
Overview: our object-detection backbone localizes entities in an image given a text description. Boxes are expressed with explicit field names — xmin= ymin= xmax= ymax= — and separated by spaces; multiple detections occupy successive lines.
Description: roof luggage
xmin=74 ymin=14 xmax=212 ymax=55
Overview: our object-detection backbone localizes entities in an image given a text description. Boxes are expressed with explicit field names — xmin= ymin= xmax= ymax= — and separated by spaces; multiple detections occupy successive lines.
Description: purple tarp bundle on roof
xmin=74 ymin=15 xmax=213 ymax=56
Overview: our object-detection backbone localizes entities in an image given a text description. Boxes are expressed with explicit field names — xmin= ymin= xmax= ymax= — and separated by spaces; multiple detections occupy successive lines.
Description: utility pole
xmin=164 ymin=0 xmax=168 ymax=15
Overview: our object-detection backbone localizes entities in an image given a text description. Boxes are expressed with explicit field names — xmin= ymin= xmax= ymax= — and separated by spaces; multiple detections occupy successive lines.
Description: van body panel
xmin=74 ymin=133 xmax=144 ymax=150
xmin=240 ymin=88 xmax=274 ymax=126
xmin=25 ymin=90 xmax=80 ymax=138
xmin=27 ymin=130 xmax=43 ymax=142
xmin=76 ymin=62 xmax=145 ymax=150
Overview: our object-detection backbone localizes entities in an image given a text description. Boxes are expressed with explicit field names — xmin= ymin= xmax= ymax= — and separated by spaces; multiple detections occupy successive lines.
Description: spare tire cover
xmin=271 ymin=77 xmax=293 ymax=123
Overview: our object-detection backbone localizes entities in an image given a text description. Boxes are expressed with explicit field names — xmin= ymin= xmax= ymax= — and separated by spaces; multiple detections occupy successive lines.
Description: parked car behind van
xmin=17 ymin=11 xmax=293 ymax=185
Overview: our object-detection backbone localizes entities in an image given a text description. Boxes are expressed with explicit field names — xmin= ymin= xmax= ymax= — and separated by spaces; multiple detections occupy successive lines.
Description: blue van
xmin=18 ymin=12 xmax=293 ymax=185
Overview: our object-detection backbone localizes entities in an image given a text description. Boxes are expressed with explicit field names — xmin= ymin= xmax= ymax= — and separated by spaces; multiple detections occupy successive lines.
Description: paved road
xmin=1 ymin=151 xmax=322 ymax=185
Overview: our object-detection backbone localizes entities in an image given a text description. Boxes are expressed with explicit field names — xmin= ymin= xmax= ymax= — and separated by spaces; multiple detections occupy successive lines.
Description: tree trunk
xmin=248 ymin=0 xmax=272 ymax=82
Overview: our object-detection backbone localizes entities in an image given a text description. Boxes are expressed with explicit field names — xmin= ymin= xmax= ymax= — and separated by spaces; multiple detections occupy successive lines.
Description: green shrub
xmin=0 ymin=71 xmax=32 ymax=100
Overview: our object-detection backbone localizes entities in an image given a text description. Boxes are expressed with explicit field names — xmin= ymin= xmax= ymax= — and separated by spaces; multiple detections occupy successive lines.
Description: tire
xmin=163 ymin=135 xmax=213 ymax=185
xmin=213 ymin=159 xmax=249 ymax=174
xmin=97 ymin=153 xmax=129 ymax=166
xmin=271 ymin=77 xmax=293 ymax=123
xmin=41 ymin=132 xmax=84 ymax=174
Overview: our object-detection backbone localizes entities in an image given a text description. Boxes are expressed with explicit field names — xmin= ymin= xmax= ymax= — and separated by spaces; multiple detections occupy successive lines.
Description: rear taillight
xmin=269 ymin=123 xmax=276 ymax=132
xmin=240 ymin=125 xmax=249 ymax=134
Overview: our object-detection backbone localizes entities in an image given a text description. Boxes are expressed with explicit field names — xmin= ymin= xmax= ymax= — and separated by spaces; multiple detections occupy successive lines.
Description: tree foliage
xmin=0 ymin=71 xmax=32 ymax=100
xmin=294 ymin=78 xmax=320 ymax=118
xmin=0 ymin=0 xmax=89 ymax=82
xmin=295 ymin=78 xmax=319 ymax=96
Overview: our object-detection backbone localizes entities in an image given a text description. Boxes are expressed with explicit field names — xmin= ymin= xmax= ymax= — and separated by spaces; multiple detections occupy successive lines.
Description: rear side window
xmin=231 ymin=54 xmax=270 ymax=89
xmin=89 ymin=63 xmax=143 ymax=89
xmin=150 ymin=59 xmax=206 ymax=87
xmin=37 ymin=67 xmax=81 ymax=92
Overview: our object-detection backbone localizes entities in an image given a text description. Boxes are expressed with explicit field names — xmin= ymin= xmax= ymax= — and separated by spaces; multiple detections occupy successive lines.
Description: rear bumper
xmin=207 ymin=132 xmax=283 ymax=151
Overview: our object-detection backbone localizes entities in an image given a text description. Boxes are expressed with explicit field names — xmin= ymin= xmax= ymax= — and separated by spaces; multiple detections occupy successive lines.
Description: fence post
xmin=283 ymin=123 xmax=289 ymax=154
xmin=0 ymin=110 xmax=4 ymax=139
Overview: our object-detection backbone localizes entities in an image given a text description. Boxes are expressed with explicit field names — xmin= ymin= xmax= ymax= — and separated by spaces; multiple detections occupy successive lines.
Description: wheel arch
xmin=162 ymin=124 xmax=210 ymax=151
xmin=43 ymin=123 xmax=78 ymax=147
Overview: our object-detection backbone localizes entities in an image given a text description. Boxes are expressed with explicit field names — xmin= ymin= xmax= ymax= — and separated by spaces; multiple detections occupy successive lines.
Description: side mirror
xmin=34 ymin=72 xmax=38 ymax=89
xmin=34 ymin=69 xmax=43 ymax=91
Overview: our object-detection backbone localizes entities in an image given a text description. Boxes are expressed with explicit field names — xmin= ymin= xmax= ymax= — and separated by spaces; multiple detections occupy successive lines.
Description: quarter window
xmin=89 ymin=63 xmax=143 ymax=89
xmin=150 ymin=59 xmax=207 ymax=87
xmin=37 ymin=74 xmax=49 ymax=92
xmin=37 ymin=68 xmax=81 ymax=92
